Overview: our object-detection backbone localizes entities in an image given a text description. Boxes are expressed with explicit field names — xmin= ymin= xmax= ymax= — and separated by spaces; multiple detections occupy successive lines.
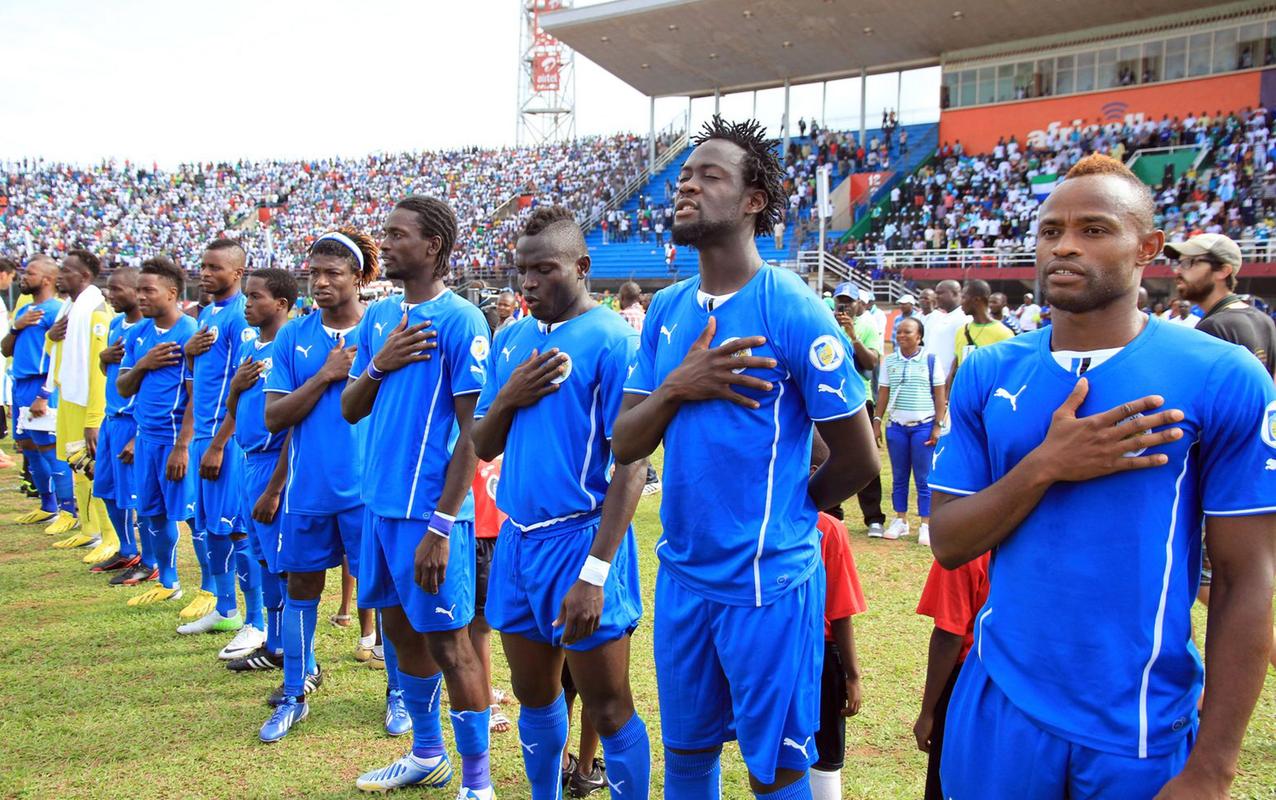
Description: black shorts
xmin=474 ymin=536 xmax=496 ymax=616
xmin=814 ymin=639 xmax=847 ymax=770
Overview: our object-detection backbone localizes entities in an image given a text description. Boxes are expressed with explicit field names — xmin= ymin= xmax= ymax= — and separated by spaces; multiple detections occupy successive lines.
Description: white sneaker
xmin=918 ymin=523 xmax=931 ymax=547
xmin=866 ymin=523 xmax=885 ymax=538
xmin=177 ymin=609 xmax=238 ymax=635
xmin=219 ymin=625 xmax=266 ymax=660
xmin=884 ymin=519 xmax=909 ymax=540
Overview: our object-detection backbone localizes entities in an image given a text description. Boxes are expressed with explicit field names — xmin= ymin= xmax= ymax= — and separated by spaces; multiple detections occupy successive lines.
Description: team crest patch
xmin=550 ymin=352 xmax=573 ymax=385
xmin=1120 ymin=412 xmax=1147 ymax=457
xmin=721 ymin=337 xmax=752 ymax=374
xmin=1262 ymin=400 xmax=1276 ymax=449
xmin=241 ymin=328 xmax=256 ymax=343
xmin=470 ymin=335 xmax=490 ymax=362
xmin=808 ymin=334 xmax=844 ymax=372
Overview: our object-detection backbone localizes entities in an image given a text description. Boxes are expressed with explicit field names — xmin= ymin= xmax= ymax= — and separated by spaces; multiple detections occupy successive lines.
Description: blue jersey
xmin=10 ymin=298 xmax=64 ymax=378
xmin=265 ymin=312 xmax=366 ymax=514
xmin=103 ymin=314 xmax=148 ymax=417
xmin=232 ymin=335 xmax=287 ymax=454
xmin=476 ymin=308 xmax=638 ymax=530
xmin=623 ymin=266 xmax=866 ymax=607
xmin=351 ymin=291 xmax=487 ymax=521
xmin=192 ymin=294 xmax=253 ymax=439
xmin=122 ymin=316 xmax=198 ymax=445
xmin=929 ymin=317 xmax=1276 ymax=758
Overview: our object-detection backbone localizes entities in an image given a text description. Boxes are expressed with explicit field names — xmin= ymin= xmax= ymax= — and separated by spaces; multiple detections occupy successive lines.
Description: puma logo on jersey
xmin=435 ymin=604 xmax=456 ymax=621
xmin=817 ymin=378 xmax=848 ymax=403
xmin=502 ymin=345 xmax=517 ymax=362
xmin=994 ymin=384 xmax=1027 ymax=411
xmin=185 ymin=502 xmax=197 ymax=515
xmin=520 ymin=739 xmax=537 ymax=755
xmin=782 ymin=736 xmax=811 ymax=759
xmin=295 ymin=345 xmax=313 ymax=357
xmin=219 ymin=517 xmax=235 ymax=528
xmin=660 ymin=324 xmax=677 ymax=344
xmin=374 ymin=321 xmax=386 ymax=335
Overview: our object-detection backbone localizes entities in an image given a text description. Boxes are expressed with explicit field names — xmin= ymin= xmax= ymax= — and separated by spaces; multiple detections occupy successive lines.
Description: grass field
xmin=1 ymin=449 xmax=1274 ymax=799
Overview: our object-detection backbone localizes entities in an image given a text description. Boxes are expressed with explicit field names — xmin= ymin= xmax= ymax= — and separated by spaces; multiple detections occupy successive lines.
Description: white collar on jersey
xmin=536 ymin=319 xmax=565 ymax=334
xmin=696 ymin=289 xmax=738 ymax=311
xmin=321 ymin=323 xmax=357 ymax=338
xmin=401 ymin=287 xmax=449 ymax=312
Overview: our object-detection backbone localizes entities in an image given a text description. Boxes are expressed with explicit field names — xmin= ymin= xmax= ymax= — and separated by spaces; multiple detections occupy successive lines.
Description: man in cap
xmin=1169 ymin=233 xmax=1275 ymax=376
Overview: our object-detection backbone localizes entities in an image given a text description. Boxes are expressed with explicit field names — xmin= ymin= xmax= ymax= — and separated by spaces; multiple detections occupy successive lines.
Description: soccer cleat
xmin=92 ymin=553 xmax=140 ymax=573
xmin=128 ymin=585 xmax=184 ymax=606
xmin=226 ymin=645 xmax=284 ymax=672
xmin=367 ymin=649 xmax=386 ymax=670
xmin=268 ymin=666 xmax=323 ymax=706
xmin=112 ymin=564 xmax=158 ymax=586
xmin=884 ymin=519 xmax=909 ymax=541
xmin=219 ymin=625 xmax=266 ymax=660
xmin=384 ymin=689 xmax=412 ymax=737
xmin=641 ymin=479 xmax=661 ymax=497
xmin=259 ymin=696 xmax=309 ymax=743
xmin=455 ymin=788 xmax=495 ymax=800
xmin=177 ymin=610 xmax=243 ymax=636
xmin=866 ymin=522 xmax=885 ymax=539
xmin=354 ymin=643 xmax=375 ymax=663
xmin=82 ymin=541 xmax=119 ymax=565
xmin=44 ymin=511 xmax=81 ymax=535
xmin=918 ymin=523 xmax=931 ymax=547
xmin=355 ymin=752 xmax=453 ymax=792
xmin=569 ymin=759 xmax=606 ymax=798
xmin=14 ymin=508 xmax=56 ymax=525
xmin=53 ymin=533 xmax=98 ymax=549
xmin=178 ymin=590 xmax=217 ymax=620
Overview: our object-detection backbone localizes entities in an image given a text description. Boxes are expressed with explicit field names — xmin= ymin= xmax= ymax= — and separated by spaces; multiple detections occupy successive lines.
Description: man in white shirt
xmin=922 ymin=280 xmax=968 ymax=376
xmin=864 ymin=291 xmax=888 ymax=343
xmin=1166 ymin=298 xmax=1200 ymax=328
xmin=1016 ymin=292 xmax=1042 ymax=331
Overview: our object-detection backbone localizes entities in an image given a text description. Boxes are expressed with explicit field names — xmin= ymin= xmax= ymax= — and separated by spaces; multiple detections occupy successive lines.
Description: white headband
xmin=312 ymin=231 xmax=365 ymax=271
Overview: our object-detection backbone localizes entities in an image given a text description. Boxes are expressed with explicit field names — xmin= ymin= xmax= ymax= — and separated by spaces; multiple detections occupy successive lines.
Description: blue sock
xmin=234 ymin=537 xmax=263 ymax=629
xmin=139 ymin=519 xmax=158 ymax=570
xmin=754 ymin=771 xmax=810 ymax=799
xmin=26 ymin=449 xmax=56 ymax=512
xmin=261 ymin=568 xmax=285 ymax=654
xmin=190 ymin=527 xmax=214 ymax=593
xmin=517 ymin=693 xmax=568 ymax=800
xmin=450 ymin=707 xmax=491 ymax=790
xmin=208 ymin=534 xmax=237 ymax=616
xmin=379 ymin=613 xmax=401 ymax=692
xmin=665 ymin=747 xmax=722 ymax=800
xmin=599 ymin=713 xmax=651 ymax=799
xmin=50 ymin=457 xmax=74 ymax=513
xmin=282 ymin=595 xmax=319 ymax=698
xmin=104 ymin=500 xmax=137 ymax=557
xmin=398 ymin=670 xmax=446 ymax=760
xmin=146 ymin=515 xmax=180 ymax=589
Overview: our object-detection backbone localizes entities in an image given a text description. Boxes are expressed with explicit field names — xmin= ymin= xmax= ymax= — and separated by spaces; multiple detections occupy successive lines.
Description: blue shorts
xmin=486 ymin=515 xmax=642 ymax=651
xmin=134 ymin=437 xmax=197 ymax=520
xmin=242 ymin=450 xmax=285 ymax=574
xmin=278 ymin=507 xmax=362 ymax=575
xmin=12 ymin=377 xmax=55 ymax=445
xmin=189 ymin=436 xmax=246 ymax=535
xmin=941 ymin=655 xmax=1195 ymax=800
xmin=358 ymin=511 xmax=475 ymax=634
xmin=653 ymin=567 xmax=825 ymax=785
xmin=93 ymin=415 xmax=137 ymax=508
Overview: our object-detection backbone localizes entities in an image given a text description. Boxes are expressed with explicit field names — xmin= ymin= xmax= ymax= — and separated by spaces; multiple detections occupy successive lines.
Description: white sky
xmin=0 ymin=0 xmax=940 ymax=168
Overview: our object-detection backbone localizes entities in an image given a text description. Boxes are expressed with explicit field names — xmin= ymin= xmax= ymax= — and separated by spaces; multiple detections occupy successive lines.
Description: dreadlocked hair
xmin=521 ymin=204 xmax=577 ymax=237
xmin=395 ymin=195 xmax=457 ymax=279
xmin=309 ymin=227 xmax=380 ymax=286
xmin=691 ymin=114 xmax=785 ymax=237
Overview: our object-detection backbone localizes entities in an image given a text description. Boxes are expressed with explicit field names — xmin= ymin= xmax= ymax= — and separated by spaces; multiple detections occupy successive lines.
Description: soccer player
xmin=2 ymin=257 xmax=76 ymax=530
xmin=116 ymin=257 xmax=199 ymax=607
xmin=222 ymin=268 xmax=296 ymax=673
xmin=612 ymin=116 xmax=879 ymax=799
xmin=178 ymin=239 xmax=256 ymax=644
xmin=94 ymin=268 xmax=154 ymax=583
xmin=471 ymin=206 xmax=649 ymax=800
xmin=929 ymin=154 xmax=1276 ymax=798
xmin=342 ymin=197 xmax=493 ymax=797
xmin=259 ymin=229 xmax=390 ymax=741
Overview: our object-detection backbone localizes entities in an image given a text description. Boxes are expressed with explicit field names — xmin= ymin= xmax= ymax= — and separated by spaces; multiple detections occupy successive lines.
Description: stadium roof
xmin=543 ymin=0 xmax=1242 ymax=98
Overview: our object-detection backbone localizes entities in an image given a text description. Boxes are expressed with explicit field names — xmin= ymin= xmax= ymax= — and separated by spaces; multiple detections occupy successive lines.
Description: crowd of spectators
xmin=0 ymin=132 xmax=660 ymax=280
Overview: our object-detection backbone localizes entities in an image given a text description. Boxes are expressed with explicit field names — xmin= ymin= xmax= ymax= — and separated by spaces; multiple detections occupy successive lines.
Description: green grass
xmin=1 ymin=450 xmax=1274 ymax=798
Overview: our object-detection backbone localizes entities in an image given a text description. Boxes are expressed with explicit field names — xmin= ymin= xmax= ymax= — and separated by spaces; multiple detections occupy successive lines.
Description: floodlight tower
xmin=516 ymin=0 xmax=576 ymax=146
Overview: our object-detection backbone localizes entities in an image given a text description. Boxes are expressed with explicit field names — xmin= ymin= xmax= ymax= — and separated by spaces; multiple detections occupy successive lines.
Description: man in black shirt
xmin=1168 ymin=233 xmax=1276 ymax=377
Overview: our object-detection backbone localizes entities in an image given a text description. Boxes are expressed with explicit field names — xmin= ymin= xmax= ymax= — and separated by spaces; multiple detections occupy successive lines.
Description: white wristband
xmin=578 ymin=555 xmax=611 ymax=587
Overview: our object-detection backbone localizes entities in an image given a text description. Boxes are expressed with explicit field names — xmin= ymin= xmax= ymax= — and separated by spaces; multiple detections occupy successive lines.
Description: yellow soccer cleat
xmin=53 ymin=532 xmax=98 ymax=549
xmin=178 ymin=590 xmax=217 ymax=620
xmin=82 ymin=542 xmax=118 ymax=565
xmin=14 ymin=509 xmax=56 ymax=525
xmin=43 ymin=511 xmax=80 ymax=536
xmin=128 ymin=585 xmax=184 ymax=607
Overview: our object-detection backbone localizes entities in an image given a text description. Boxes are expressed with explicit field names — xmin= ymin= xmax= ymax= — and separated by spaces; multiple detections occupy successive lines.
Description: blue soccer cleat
xmin=384 ymin=689 xmax=413 ymax=737
xmin=355 ymin=752 xmax=452 ymax=792
xmin=259 ymin=696 xmax=308 ymax=743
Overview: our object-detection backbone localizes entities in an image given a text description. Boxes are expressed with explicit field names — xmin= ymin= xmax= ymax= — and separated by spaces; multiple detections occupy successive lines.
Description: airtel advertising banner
xmin=938 ymin=71 xmax=1263 ymax=153
xmin=850 ymin=171 xmax=893 ymax=206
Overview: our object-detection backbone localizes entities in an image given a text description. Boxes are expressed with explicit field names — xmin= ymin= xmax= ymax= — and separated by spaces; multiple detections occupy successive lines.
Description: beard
xmin=1176 ymin=273 xmax=1213 ymax=304
xmin=1041 ymin=269 xmax=1132 ymax=314
xmin=671 ymin=218 xmax=736 ymax=248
